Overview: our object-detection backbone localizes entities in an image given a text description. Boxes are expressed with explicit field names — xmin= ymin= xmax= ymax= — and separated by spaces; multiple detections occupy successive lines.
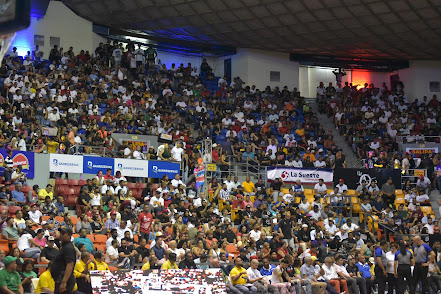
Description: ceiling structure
xmin=61 ymin=0 xmax=441 ymax=60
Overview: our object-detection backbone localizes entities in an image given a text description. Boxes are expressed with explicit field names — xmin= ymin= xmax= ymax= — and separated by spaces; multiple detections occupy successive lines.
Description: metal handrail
xmin=397 ymin=135 xmax=441 ymax=143
xmin=323 ymin=194 xmax=361 ymax=220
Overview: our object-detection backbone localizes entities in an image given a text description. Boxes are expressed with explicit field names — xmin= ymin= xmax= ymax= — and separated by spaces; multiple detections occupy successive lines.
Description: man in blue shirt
xmin=374 ymin=240 xmax=389 ymax=294
xmin=413 ymin=236 xmax=435 ymax=294
xmin=151 ymin=236 xmax=165 ymax=261
xmin=356 ymin=255 xmax=374 ymax=294
xmin=11 ymin=183 xmax=26 ymax=206
xmin=259 ymin=258 xmax=276 ymax=277
xmin=73 ymin=228 xmax=94 ymax=253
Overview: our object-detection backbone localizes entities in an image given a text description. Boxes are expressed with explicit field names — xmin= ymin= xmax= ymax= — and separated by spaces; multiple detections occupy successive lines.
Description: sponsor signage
xmin=406 ymin=147 xmax=438 ymax=156
xmin=148 ymin=160 xmax=180 ymax=179
xmin=333 ymin=168 xmax=402 ymax=189
xmin=83 ymin=156 xmax=114 ymax=175
xmin=267 ymin=167 xmax=333 ymax=184
xmin=0 ymin=149 xmax=35 ymax=178
xmin=49 ymin=154 xmax=83 ymax=174
xmin=114 ymin=158 xmax=149 ymax=178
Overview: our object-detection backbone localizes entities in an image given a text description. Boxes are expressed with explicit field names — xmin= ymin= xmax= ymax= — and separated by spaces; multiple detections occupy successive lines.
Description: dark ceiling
xmin=61 ymin=0 xmax=441 ymax=60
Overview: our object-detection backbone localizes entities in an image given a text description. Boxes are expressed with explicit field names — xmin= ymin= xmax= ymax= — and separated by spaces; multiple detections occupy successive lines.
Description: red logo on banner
xmin=13 ymin=154 xmax=29 ymax=169
xmin=0 ymin=154 xmax=4 ymax=165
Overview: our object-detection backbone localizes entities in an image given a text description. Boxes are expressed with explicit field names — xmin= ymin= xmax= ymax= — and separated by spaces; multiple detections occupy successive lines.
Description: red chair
xmin=67 ymin=179 xmax=78 ymax=187
xmin=22 ymin=185 xmax=32 ymax=194
xmin=136 ymin=183 xmax=146 ymax=190
xmin=152 ymin=183 xmax=159 ymax=190
xmin=65 ymin=195 xmax=77 ymax=207
xmin=0 ymin=205 xmax=7 ymax=212
xmin=8 ymin=185 xmax=15 ymax=191
xmin=78 ymin=180 xmax=87 ymax=186
xmin=55 ymin=179 xmax=68 ymax=186
xmin=72 ymin=186 xmax=81 ymax=195
xmin=126 ymin=182 xmax=136 ymax=190
xmin=9 ymin=206 xmax=21 ymax=216
xmin=133 ymin=190 xmax=142 ymax=200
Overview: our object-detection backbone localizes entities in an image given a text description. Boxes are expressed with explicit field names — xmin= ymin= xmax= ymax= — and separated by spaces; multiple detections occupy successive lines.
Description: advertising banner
xmin=114 ymin=158 xmax=149 ymax=178
xmin=83 ymin=156 xmax=114 ymax=175
xmin=267 ymin=167 xmax=333 ymax=184
xmin=333 ymin=168 xmax=402 ymax=189
xmin=148 ymin=160 xmax=180 ymax=179
xmin=0 ymin=149 xmax=35 ymax=178
xmin=49 ymin=154 xmax=83 ymax=174
xmin=194 ymin=165 xmax=205 ymax=189
xmin=405 ymin=147 xmax=438 ymax=157
xmin=90 ymin=269 xmax=226 ymax=294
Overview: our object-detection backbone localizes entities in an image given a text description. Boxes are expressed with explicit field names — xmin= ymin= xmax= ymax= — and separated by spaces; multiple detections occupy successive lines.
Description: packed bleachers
xmin=0 ymin=43 xmax=440 ymax=294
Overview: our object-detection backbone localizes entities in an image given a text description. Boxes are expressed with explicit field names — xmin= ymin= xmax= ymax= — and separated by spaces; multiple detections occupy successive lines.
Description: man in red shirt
xmin=103 ymin=168 xmax=114 ymax=180
xmin=138 ymin=205 xmax=153 ymax=240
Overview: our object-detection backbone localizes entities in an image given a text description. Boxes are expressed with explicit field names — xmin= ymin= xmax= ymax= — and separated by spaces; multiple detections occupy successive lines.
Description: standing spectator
xmin=3 ymin=149 xmax=14 ymax=183
xmin=269 ymin=178 xmax=285 ymax=203
xmin=381 ymin=178 xmax=396 ymax=207
xmin=50 ymin=227 xmax=76 ymax=294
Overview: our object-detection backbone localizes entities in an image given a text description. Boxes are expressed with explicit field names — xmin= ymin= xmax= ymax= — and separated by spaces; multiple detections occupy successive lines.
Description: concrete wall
xmin=391 ymin=60 xmax=441 ymax=102
xmin=10 ymin=1 xmax=106 ymax=58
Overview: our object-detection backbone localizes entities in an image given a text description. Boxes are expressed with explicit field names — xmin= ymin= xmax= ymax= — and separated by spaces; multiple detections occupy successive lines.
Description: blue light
xmin=9 ymin=27 xmax=34 ymax=57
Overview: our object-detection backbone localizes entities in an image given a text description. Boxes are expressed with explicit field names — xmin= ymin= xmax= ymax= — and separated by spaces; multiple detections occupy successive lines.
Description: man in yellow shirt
xmin=242 ymin=176 xmax=256 ymax=196
xmin=35 ymin=269 xmax=78 ymax=294
xmin=74 ymin=252 xmax=93 ymax=294
xmin=161 ymin=253 xmax=178 ymax=270
xmin=38 ymin=184 xmax=54 ymax=201
xmin=91 ymin=252 xmax=109 ymax=271
xmin=229 ymin=257 xmax=257 ymax=294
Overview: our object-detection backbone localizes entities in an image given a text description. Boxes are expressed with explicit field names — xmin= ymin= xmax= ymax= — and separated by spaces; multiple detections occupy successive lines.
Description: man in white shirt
xmin=314 ymin=179 xmax=328 ymax=197
xmin=132 ymin=145 xmax=145 ymax=160
xmin=247 ymin=259 xmax=275 ymax=293
xmin=28 ymin=204 xmax=42 ymax=224
xmin=341 ymin=219 xmax=359 ymax=232
xmin=193 ymin=194 xmax=205 ymax=208
xmin=101 ymin=179 xmax=115 ymax=196
xmin=336 ymin=179 xmax=348 ymax=194
xmin=416 ymin=175 xmax=431 ymax=194
xmin=322 ymin=257 xmax=349 ymax=294
xmin=149 ymin=191 xmax=164 ymax=208
xmin=324 ymin=217 xmax=338 ymax=235
xmin=171 ymin=142 xmax=184 ymax=162
xmin=171 ymin=174 xmax=185 ymax=188
xmin=224 ymin=175 xmax=235 ymax=192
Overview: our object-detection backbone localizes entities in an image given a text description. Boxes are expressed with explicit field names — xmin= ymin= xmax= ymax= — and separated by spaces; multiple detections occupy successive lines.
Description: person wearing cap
xmin=105 ymin=211 xmax=120 ymax=230
xmin=40 ymin=236 xmax=59 ymax=262
xmin=0 ymin=256 xmax=23 ymax=294
xmin=50 ymin=227 xmax=76 ymax=294
xmin=336 ymin=179 xmax=348 ymax=194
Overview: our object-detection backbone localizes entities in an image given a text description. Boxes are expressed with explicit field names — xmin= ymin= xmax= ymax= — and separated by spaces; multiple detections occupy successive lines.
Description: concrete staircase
xmin=306 ymin=98 xmax=361 ymax=168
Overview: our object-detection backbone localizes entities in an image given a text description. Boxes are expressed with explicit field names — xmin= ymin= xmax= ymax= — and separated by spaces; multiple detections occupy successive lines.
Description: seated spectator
xmin=28 ymin=204 xmax=42 ymax=224
xmin=0 ymin=256 xmax=24 ymax=294
xmin=40 ymin=196 xmax=56 ymax=215
xmin=11 ymin=183 xmax=26 ymax=206
xmin=40 ymin=236 xmax=58 ymax=262
xmin=38 ymin=184 xmax=53 ymax=201
xmin=74 ymin=228 xmax=94 ymax=253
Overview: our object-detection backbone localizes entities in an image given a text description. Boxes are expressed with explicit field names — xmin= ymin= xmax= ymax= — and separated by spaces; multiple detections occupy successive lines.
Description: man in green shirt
xmin=0 ymin=256 xmax=24 ymax=294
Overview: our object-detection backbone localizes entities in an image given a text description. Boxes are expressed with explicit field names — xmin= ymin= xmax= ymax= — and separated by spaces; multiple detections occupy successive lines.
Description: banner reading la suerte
xmin=267 ymin=167 xmax=333 ymax=183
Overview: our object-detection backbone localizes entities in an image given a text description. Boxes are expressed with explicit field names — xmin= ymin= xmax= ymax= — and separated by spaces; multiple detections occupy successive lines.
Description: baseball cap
xmin=237 ymin=194 xmax=243 ymax=199
xmin=41 ymin=221 xmax=47 ymax=225
xmin=110 ymin=211 xmax=116 ymax=216
xmin=48 ymin=236 xmax=55 ymax=241
xmin=339 ymin=179 xmax=344 ymax=182
xmin=302 ymin=224 xmax=308 ymax=228
xmin=239 ymin=248 xmax=247 ymax=253
xmin=419 ymin=175 xmax=424 ymax=180
xmin=369 ymin=257 xmax=375 ymax=263
xmin=4 ymin=256 xmax=17 ymax=266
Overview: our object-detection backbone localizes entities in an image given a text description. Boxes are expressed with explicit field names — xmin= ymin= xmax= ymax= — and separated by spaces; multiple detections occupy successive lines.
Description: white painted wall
xmin=9 ymin=1 xmax=105 ymax=58
xmin=299 ymin=66 xmax=390 ymax=97
xmin=391 ymin=60 xmax=441 ymax=101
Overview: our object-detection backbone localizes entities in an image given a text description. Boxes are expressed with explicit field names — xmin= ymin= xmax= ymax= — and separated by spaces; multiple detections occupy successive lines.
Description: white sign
xmin=49 ymin=154 xmax=83 ymax=173
xmin=114 ymin=158 xmax=149 ymax=178
xmin=267 ymin=167 xmax=333 ymax=184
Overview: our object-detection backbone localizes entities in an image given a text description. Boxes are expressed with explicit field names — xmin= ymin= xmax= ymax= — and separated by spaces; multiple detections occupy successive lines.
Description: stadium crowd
xmin=0 ymin=42 xmax=439 ymax=294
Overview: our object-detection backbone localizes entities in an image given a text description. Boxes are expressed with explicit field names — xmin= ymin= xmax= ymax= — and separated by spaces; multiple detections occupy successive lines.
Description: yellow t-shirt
xmin=74 ymin=260 xmax=94 ymax=278
xmin=46 ymin=141 xmax=60 ymax=154
xmin=295 ymin=128 xmax=305 ymax=136
xmin=38 ymin=189 xmax=54 ymax=201
xmin=92 ymin=261 xmax=109 ymax=271
xmin=35 ymin=270 xmax=78 ymax=293
xmin=141 ymin=262 xmax=150 ymax=270
xmin=161 ymin=260 xmax=178 ymax=270
xmin=242 ymin=181 xmax=255 ymax=194
xmin=229 ymin=266 xmax=247 ymax=285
